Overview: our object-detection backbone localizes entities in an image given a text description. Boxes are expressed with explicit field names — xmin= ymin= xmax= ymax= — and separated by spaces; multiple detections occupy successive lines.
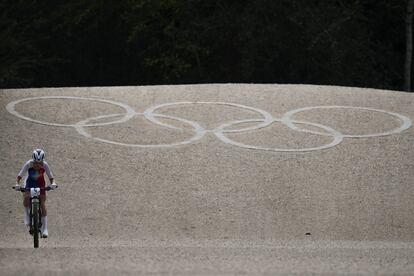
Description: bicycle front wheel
xmin=32 ymin=202 xmax=39 ymax=248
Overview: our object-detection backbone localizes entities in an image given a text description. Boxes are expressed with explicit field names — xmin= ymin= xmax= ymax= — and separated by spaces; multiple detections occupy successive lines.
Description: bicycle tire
xmin=33 ymin=202 xmax=39 ymax=248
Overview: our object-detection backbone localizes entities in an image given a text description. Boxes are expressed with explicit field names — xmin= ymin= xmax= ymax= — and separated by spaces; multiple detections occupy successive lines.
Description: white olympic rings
xmin=5 ymin=96 xmax=412 ymax=152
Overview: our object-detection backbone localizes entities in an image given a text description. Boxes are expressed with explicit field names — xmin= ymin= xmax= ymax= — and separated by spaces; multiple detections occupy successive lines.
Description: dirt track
xmin=0 ymin=84 xmax=413 ymax=275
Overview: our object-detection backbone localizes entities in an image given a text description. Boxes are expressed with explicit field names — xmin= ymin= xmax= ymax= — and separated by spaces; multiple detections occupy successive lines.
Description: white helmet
xmin=32 ymin=149 xmax=45 ymax=162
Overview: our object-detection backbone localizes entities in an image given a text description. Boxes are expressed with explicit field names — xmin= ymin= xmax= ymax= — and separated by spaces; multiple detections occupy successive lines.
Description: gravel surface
xmin=0 ymin=84 xmax=413 ymax=275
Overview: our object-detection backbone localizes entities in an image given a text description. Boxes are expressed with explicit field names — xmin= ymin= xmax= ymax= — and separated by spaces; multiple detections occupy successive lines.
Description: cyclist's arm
xmin=43 ymin=161 xmax=55 ymax=184
xmin=17 ymin=160 xmax=31 ymax=184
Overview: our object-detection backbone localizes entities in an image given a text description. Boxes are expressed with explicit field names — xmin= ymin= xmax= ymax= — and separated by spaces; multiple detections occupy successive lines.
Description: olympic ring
xmin=6 ymin=96 xmax=136 ymax=127
xmin=282 ymin=106 xmax=412 ymax=138
xmin=214 ymin=118 xmax=343 ymax=152
xmin=143 ymin=101 xmax=274 ymax=133
xmin=75 ymin=112 xmax=206 ymax=148
xmin=5 ymin=96 xmax=412 ymax=152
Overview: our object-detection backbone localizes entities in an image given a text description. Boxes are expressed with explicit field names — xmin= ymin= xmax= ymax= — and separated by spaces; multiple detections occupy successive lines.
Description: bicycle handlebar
xmin=12 ymin=186 xmax=58 ymax=192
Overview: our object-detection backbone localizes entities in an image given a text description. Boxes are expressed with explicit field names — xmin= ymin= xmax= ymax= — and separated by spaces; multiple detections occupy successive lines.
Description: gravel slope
xmin=0 ymin=84 xmax=413 ymax=275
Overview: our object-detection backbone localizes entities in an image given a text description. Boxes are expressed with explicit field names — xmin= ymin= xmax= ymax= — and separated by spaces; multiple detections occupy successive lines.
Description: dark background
xmin=0 ymin=0 xmax=408 ymax=91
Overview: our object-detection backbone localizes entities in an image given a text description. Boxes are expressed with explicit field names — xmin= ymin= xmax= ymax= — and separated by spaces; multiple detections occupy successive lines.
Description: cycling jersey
xmin=18 ymin=160 xmax=54 ymax=195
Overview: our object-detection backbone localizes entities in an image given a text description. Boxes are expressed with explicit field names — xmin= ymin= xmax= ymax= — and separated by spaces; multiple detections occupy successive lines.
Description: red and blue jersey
xmin=18 ymin=160 xmax=53 ymax=195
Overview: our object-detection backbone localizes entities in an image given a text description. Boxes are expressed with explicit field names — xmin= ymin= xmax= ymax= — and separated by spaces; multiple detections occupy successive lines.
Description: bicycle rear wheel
xmin=32 ymin=202 xmax=39 ymax=248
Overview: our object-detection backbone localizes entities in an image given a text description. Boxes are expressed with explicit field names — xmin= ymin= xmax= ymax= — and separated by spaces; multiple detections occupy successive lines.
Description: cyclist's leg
xmin=23 ymin=179 xmax=32 ymax=207
xmin=23 ymin=192 xmax=30 ymax=207
xmin=39 ymin=178 xmax=46 ymax=216
xmin=23 ymin=192 xmax=30 ymax=226
xmin=23 ymin=180 xmax=31 ymax=226
xmin=40 ymin=194 xmax=48 ymax=237
xmin=40 ymin=195 xmax=47 ymax=216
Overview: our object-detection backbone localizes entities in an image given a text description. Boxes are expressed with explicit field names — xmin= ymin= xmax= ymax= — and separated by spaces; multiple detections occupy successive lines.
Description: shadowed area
xmin=0 ymin=84 xmax=413 ymax=275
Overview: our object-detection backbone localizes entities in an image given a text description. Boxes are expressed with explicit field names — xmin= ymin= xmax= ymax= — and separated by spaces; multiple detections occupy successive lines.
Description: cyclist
xmin=14 ymin=149 xmax=57 ymax=238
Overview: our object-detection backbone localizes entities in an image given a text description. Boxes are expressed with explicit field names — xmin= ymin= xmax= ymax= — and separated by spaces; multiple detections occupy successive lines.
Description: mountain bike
xmin=13 ymin=186 xmax=58 ymax=248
